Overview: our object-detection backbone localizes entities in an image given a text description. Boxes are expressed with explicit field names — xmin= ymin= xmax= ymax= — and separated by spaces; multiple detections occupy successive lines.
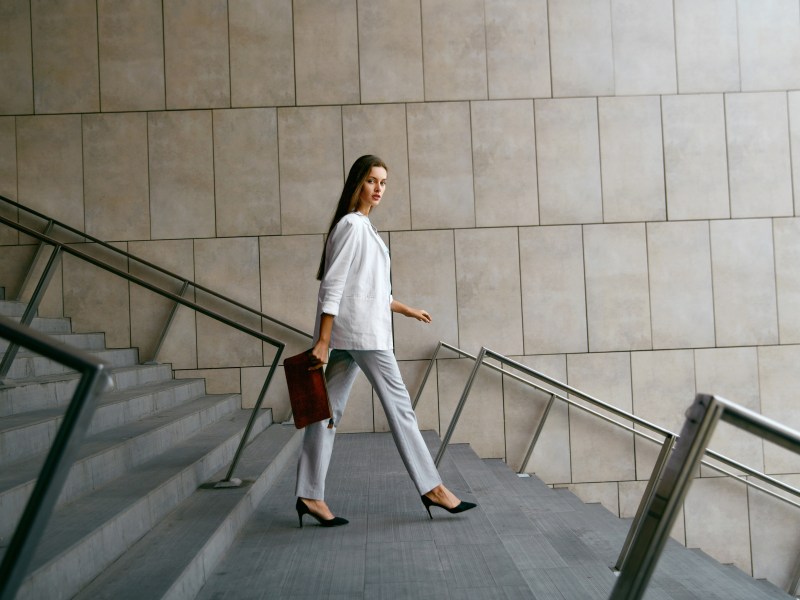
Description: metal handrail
xmin=0 ymin=194 xmax=312 ymax=344
xmin=418 ymin=342 xmax=800 ymax=507
xmin=0 ymin=317 xmax=111 ymax=600
xmin=609 ymin=394 xmax=800 ymax=599
xmin=0 ymin=211 xmax=291 ymax=488
xmin=421 ymin=343 xmax=800 ymax=596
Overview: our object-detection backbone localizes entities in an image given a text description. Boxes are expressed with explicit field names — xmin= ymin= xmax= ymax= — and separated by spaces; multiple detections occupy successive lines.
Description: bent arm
xmin=310 ymin=313 xmax=334 ymax=367
xmin=390 ymin=300 xmax=432 ymax=323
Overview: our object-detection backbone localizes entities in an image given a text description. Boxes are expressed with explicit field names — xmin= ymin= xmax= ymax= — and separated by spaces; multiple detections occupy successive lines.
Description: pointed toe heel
xmin=296 ymin=498 xmax=349 ymax=528
xmin=420 ymin=495 xmax=477 ymax=519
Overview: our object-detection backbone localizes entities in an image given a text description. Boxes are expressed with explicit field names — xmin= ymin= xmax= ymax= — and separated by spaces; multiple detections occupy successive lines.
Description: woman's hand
xmin=408 ymin=308 xmax=432 ymax=323
xmin=391 ymin=300 xmax=431 ymax=323
xmin=309 ymin=340 xmax=329 ymax=370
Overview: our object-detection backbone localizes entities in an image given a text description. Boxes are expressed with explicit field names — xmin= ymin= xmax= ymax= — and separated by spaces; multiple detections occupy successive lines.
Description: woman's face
xmin=355 ymin=166 xmax=387 ymax=215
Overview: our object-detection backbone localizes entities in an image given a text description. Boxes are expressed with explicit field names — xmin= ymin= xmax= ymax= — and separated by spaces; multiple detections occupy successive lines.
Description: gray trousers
xmin=295 ymin=349 xmax=442 ymax=499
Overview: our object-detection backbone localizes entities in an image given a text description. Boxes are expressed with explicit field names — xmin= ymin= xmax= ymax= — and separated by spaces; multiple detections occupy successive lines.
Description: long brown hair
xmin=316 ymin=155 xmax=388 ymax=280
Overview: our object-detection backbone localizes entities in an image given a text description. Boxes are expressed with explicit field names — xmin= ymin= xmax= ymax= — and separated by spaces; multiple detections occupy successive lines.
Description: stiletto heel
xmin=421 ymin=495 xmax=477 ymax=519
xmin=295 ymin=498 xmax=349 ymax=528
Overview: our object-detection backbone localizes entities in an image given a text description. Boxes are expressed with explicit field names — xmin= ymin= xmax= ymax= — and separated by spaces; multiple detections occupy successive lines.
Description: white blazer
xmin=314 ymin=212 xmax=393 ymax=350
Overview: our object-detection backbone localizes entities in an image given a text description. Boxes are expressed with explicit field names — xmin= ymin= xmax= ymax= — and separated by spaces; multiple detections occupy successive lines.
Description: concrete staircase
xmin=0 ymin=297 xmax=301 ymax=600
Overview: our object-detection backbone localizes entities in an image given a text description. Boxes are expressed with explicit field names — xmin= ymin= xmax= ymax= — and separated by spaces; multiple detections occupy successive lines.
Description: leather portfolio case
xmin=284 ymin=350 xmax=332 ymax=429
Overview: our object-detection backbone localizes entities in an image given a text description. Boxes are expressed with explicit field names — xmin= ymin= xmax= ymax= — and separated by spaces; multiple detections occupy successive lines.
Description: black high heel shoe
xmin=295 ymin=498 xmax=349 ymax=528
xmin=421 ymin=494 xmax=477 ymax=519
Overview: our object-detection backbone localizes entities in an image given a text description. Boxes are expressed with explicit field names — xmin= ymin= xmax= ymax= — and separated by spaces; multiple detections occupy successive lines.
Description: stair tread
xmin=0 ymin=393 xmax=240 ymax=493
xmin=11 ymin=410 xmax=271 ymax=572
xmin=72 ymin=423 xmax=300 ymax=600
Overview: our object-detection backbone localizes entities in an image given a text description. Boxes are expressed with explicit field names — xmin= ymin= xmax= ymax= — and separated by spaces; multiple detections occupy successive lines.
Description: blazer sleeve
xmin=318 ymin=218 xmax=359 ymax=317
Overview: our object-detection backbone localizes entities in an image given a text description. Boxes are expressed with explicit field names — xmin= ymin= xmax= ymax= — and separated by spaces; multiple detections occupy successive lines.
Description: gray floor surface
xmin=195 ymin=430 xmax=791 ymax=600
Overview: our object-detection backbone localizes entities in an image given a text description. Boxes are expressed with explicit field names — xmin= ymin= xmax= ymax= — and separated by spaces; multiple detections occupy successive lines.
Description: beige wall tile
xmin=758 ymin=346 xmax=800 ymax=474
xmin=611 ymin=0 xmax=677 ymax=95
xmin=674 ymin=0 xmax=740 ymax=93
xmin=259 ymin=234 xmax=322 ymax=362
xmin=163 ymin=0 xmax=230 ymax=110
xmin=631 ymin=350 xmax=695 ymax=477
xmin=791 ymin=92 xmax=800 ymax=214
xmin=504 ymin=354 xmax=570 ymax=483
xmin=148 ymin=111 xmax=215 ymax=240
xmin=774 ymin=218 xmax=800 ymax=342
xmin=584 ymin=223 xmax=652 ymax=352
xmin=175 ymin=368 xmax=240 ymax=394
xmin=357 ymin=0 xmax=423 ymax=104
xmin=567 ymin=352 xmax=635 ymax=483
xmin=390 ymin=230 xmax=458 ymax=361
xmin=738 ymin=0 xmax=800 ymax=91
xmin=726 ymin=93 xmax=793 ymax=218
xmin=471 ymin=100 xmax=538 ymax=227
xmin=229 ymin=0 xmax=295 ymax=107
xmin=420 ymin=0 xmax=487 ymax=101
xmin=0 ymin=0 xmax=33 ymax=114
xmin=336 ymin=368 xmax=374 ymax=433
xmin=684 ymin=476 xmax=751 ymax=573
xmin=293 ymin=0 xmax=359 ymax=106
xmin=549 ymin=0 xmax=614 ymax=97
xmin=17 ymin=115 xmax=84 ymax=229
xmin=213 ymin=108 xmax=280 ymax=237
xmin=278 ymin=106 xmax=343 ymax=235
xmin=619 ymin=480 xmax=685 ymax=543
xmin=0 ymin=118 xmax=17 ymax=246
xmin=128 ymin=239 xmax=197 ymax=369
xmin=557 ymin=482 xmax=619 ymax=517
xmin=535 ymin=98 xmax=602 ymax=225
xmin=485 ymin=0 xmax=550 ymax=99
xmin=83 ymin=112 xmax=150 ymax=241
xmin=342 ymin=104 xmax=411 ymax=231
xmin=241 ymin=366 xmax=281 ymax=414
xmin=710 ymin=219 xmax=778 ymax=347
xmin=98 ymin=0 xmax=165 ymax=112
xmin=194 ymin=237 xmax=263 ymax=369
xmin=31 ymin=0 xmax=99 ymax=113
xmin=748 ymin=474 xmax=800 ymax=589
xmin=407 ymin=102 xmax=474 ymax=229
xmin=647 ymin=221 xmax=715 ymax=349
xmin=599 ymin=96 xmax=666 ymax=223
xmin=694 ymin=348 xmax=763 ymax=475
xmin=455 ymin=228 xmax=523 ymax=356
xmin=662 ymin=94 xmax=730 ymax=220
xmin=0 ymin=246 xmax=36 ymax=299
xmin=519 ymin=225 xmax=587 ymax=355
xmin=437 ymin=357 xmax=504 ymax=459
xmin=62 ymin=243 xmax=130 ymax=348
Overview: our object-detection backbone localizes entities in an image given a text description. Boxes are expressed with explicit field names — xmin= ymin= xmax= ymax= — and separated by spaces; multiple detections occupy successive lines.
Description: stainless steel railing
xmin=610 ymin=394 xmax=800 ymax=600
xmin=0 ymin=317 xmax=111 ymax=600
xmin=416 ymin=342 xmax=800 ymax=596
xmin=0 ymin=199 xmax=311 ymax=488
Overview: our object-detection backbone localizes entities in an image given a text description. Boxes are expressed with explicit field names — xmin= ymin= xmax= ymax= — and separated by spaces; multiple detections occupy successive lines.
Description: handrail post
xmin=0 ymin=245 xmax=62 ymax=382
xmin=147 ymin=280 xmax=190 ymax=363
xmin=610 ymin=395 xmax=724 ymax=600
xmin=215 ymin=345 xmax=285 ymax=487
xmin=435 ymin=347 xmax=486 ymax=467
xmin=412 ymin=341 xmax=442 ymax=410
xmin=614 ymin=433 xmax=676 ymax=573
xmin=16 ymin=219 xmax=55 ymax=302
xmin=518 ymin=393 xmax=556 ymax=474
xmin=788 ymin=550 xmax=800 ymax=597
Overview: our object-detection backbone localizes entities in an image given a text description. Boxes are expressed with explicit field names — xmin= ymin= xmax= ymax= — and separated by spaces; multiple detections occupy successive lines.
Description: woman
xmin=295 ymin=154 xmax=476 ymax=527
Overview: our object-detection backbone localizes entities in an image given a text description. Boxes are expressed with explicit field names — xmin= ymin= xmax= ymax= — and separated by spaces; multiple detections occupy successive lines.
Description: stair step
xmin=72 ymin=424 xmax=301 ymax=600
xmin=0 ymin=363 xmax=174 ymax=417
xmin=0 ymin=378 xmax=208 ymax=467
xmin=0 ymin=331 xmax=106 ymax=354
xmin=3 ymin=347 xmax=139 ymax=379
xmin=9 ymin=407 xmax=277 ymax=600
xmin=0 ymin=393 xmax=241 ymax=541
